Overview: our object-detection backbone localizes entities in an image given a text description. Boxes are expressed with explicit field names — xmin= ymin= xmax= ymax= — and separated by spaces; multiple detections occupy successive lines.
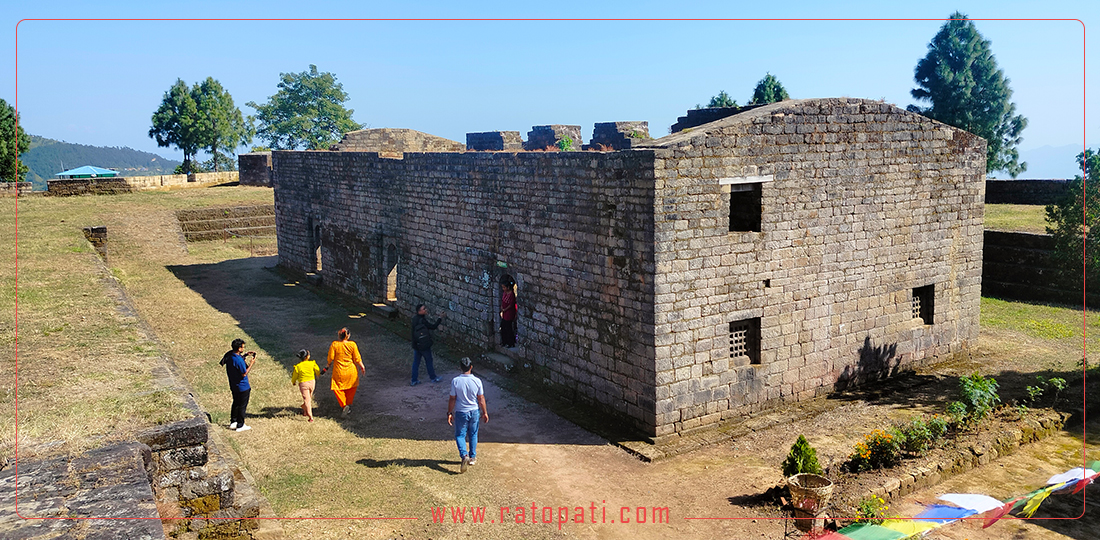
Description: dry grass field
xmin=4 ymin=188 xmax=1096 ymax=540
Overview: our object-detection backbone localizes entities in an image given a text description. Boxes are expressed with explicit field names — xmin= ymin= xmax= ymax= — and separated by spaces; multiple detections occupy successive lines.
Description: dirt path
xmin=99 ymin=193 xmax=1096 ymax=540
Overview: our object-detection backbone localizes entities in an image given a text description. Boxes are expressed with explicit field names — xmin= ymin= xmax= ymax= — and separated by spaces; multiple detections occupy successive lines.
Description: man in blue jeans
xmin=447 ymin=357 xmax=488 ymax=473
xmin=411 ymin=304 xmax=445 ymax=386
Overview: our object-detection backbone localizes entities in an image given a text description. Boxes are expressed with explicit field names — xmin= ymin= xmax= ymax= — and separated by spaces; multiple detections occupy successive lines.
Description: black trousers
xmin=230 ymin=388 xmax=251 ymax=426
xmin=501 ymin=318 xmax=516 ymax=347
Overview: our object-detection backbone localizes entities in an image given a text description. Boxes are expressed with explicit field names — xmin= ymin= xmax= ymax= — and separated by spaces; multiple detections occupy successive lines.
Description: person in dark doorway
xmin=410 ymin=304 xmax=445 ymax=386
xmin=500 ymin=279 xmax=517 ymax=348
xmin=220 ymin=338 xmax=256 ymax=432
xmin=447 ymin=357 xmax=488 ymax=473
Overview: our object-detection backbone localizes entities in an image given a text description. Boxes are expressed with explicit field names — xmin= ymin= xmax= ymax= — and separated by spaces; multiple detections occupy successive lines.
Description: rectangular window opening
xmin=729 ymin=183 xmax=762 ymax=232
xmin=913 ymin=285 xmax=934 ymax=325
xmin=729 ymin=318 xmax=761 ymax=366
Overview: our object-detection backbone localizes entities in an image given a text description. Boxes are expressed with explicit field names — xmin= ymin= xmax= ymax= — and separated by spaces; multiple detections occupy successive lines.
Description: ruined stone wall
xmin=331 ymin=128 xmax=465 ymax=152
xmin=646 ymin=98 xmax=985 ymax=438
xmin=985 ymin=179 xmax=1070 ymax=205
xmin=273 ymin=150 xmax=659 ymax=433
xmin=239 ymin=152 xmax=273 ymax=186
xmin=47 ymin=171 xmax=238 ymax=196
xmin=0 ymin=181 xmax=33 ymax=196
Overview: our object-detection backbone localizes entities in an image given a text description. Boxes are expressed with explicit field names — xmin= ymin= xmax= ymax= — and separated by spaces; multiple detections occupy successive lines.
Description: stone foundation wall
xmin=0 ymin=181 xmax=33 ymax=196
xmin=273 ymin=149 xmax=658 ymax=433
xmin=985 ymin=179 xmax=1070 ymax=205
xmin=524 ymin=125 xmax=583 ymax=150
xmin=645 ymin=98 xmax=985 ymax=438
xmin=239 ymin=152 xmax=273 ymax=186
xmin=47 ymin=171 xmax=238 ymax=196
xmin=982 ymin=230 xmax=1095 ymax=307
xmin=466 ymin=131 xmax=523 ymax=151
xmin=331 ymin=128 xmax=465 ymax=152
xmin=585 ymin=122 xmax=651 ymax=150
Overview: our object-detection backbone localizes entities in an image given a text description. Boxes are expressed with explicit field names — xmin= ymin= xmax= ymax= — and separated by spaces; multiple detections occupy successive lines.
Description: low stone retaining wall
xmin=176 ymin=205 xmax=277 ymax=242
xmin=839 ymin=409 xmax=1068 ymax=510
xmin=0 ymin=181 xmax=33 ymax=196
xmin=982 ymin=230 xmax=1096 ymax=307
xmin=985 ymin=179 xmax=1070 ymax=205
xmin=47 ymin=171 xmax=239 ymax=196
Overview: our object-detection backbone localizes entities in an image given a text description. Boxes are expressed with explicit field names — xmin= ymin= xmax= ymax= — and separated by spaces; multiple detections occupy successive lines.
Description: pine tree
xmin=749 ymin=73 xmax=789 ymax=105
xmin=909 ymin=12 xmax=1028 ymax=177
xmin=706 ymin=90 xmax=738 ymax=108
xmin=0 ymin=98 xmax=30 ymax=182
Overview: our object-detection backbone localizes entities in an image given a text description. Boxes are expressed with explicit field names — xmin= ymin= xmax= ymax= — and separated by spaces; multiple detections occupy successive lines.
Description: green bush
xmin=848 ymin=429 xmax=901 ymax=472
xmin=896 ymin=415 xmax=949 ymax=455
xmin=556 ymin=136 xmax=574 ymax=152
xmin=855 ymin=496 xmax=889 ymax=525
xmin=781 ymin=435 xmax=824 ymax=477
xmin=958 ymin=372 xmax=1000 ymax=422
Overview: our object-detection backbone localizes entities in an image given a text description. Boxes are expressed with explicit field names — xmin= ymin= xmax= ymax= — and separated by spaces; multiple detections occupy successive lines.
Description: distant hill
xmin=990 ymin=144 xmax=1081 ymax=180
xmin=21 ymin=135 xmax=182 ymax=191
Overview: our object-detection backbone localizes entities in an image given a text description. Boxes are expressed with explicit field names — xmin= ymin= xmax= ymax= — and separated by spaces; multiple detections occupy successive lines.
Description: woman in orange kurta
xmin=328 ymin=327 xmax=365 ymax=416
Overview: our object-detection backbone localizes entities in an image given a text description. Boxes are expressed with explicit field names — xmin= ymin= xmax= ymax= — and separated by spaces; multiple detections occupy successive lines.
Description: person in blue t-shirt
xmin=447 ymin=357 xmax=488 ymax=473
xmin=220 ymin=338 xmax=257 ymax=432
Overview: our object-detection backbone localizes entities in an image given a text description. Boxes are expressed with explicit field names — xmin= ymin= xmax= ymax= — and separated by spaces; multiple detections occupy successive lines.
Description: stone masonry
xmin=331 ymin=128 xmax=465 ymax=153
xmin=239 ymin=152 xmax=273 ymax=186
xmin=466 ymin=131 xmax=524 ymax=151
xmin=524 ymin=125 xmax=584 ymax=150
xmin=271 ymin=98 xmax=985 ymax=440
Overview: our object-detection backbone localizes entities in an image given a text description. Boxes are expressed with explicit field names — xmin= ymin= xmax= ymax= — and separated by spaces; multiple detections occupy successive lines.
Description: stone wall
xmin=985 ymin=179 xmax=1070 ymax=205
xmin=670 ymin=105 xmax=766 ymax=134
xmin=642 ymin=98 xmax=985 ymax=438
xmin=239 ymin=152 xmax=273 ymax=186
xmin=273 ymin=149 xmax=658 ymax=433
xmin=47 ymin=171 xmax=239 ymax=196
xmin=331 ymin=128 xmax=465 ymax=152
xmin=982 ymin=230 xmax=1094 ymax=306
xmin=524 ymin=125 xmax=583 ymax=150
xmin=585 ymin=122 xmax=651 ymax=150
xmin=466 ymin=131 xmax=523 ymax=151
xmin=271 ymin=98 xmax=984 ymax=439
xmin=0 ymin=181 xmax=33 ymax=196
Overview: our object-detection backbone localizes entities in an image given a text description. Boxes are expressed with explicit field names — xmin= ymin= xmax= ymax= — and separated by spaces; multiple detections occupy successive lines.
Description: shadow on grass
xmin=357 ymin=457 xmax=460 ymax=476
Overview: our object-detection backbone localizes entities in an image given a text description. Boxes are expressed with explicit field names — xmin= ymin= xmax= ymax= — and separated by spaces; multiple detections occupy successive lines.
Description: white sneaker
xmin=235 ymin=424 xmax=251 ymax=432
xmin=468 ymin=459 xmax=477 ymax=466
xmin=228 ymin=422 xmax=239 ymax=430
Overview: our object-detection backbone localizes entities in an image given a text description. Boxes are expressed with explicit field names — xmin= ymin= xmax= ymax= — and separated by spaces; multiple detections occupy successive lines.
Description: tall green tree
xmin=707 ymin=90 xmax=738 ymax=108
xmin=749 ymin=73 xmax=789 ymax=105
xmin=1046 ymin=149 xmax=1100 ymax=291
xmin=192 ymin=77 xmax=251 ymax=172
xmin=149 ymin=79 xmax=202 ymax=173
xmin=247 ymin=65 xmax=363 ymax=150
xmin=0 ymin=98 xmax=30 ymax=182
xmin=909 ymin=12 xmax=1028 ymax=177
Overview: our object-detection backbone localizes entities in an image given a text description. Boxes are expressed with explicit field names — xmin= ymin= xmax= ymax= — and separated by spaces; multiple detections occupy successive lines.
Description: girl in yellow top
xmin=291 ymin=349 xmax=325 ymax=422
xmin=328 ymin=327 xmax=365 ymax=416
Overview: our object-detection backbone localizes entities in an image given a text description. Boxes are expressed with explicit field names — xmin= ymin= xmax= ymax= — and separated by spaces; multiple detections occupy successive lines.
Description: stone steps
xmin=175 ymin=205 xmax=276 ymax=243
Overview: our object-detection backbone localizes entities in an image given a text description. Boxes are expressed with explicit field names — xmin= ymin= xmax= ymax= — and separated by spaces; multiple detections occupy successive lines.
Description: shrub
xmin=958 ymin=372 xmax=1000 ymax=422
xmin=556 ymin=136 xmax=574 ymax=152
xmin=848 ymin=429 xmax=901 ymax=472
xmin=927 ymin=414 xmax=949 ymax=440
xmin=896 ymin=415 xmax=949 ymax=455
xmin=946 ymin=401 xmax=968 ymax=425
xmin=782 ymin=435 xmax=824 ymax=477
xmin=855 ymin=496 xmax=889 ymax=524
xmin=1026 ymin=375 xmax=1068 ymax=407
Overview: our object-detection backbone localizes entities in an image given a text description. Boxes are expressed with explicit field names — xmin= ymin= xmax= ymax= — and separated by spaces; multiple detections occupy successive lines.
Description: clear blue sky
xmin=3 ymin=1 xmax=1094 ymax=177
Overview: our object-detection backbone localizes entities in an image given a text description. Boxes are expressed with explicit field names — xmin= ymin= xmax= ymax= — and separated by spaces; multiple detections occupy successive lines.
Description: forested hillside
xmin=22 ymin=135 xmax=181 ymax=190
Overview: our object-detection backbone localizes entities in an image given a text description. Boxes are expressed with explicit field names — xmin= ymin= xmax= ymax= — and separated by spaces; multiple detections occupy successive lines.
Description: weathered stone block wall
xmin=524 ymin=125 xmax=584 ymax=150
xmin=982 ymin=230 xmax=1094 ymax=307
xmin=239 ymin=152 xmax=273 ymax=186
xmin=47 ymin=172 xmax=238 ymax=196
xmin=645 ymin=98 xmax=985 ymax=438
xmin=586 ymin=122 xmax=651 ymax=150
xmin=273 ymin=150 xmax=659 ymax=433
xmin=670 ymin=105 xmax=767 ymax=134
xmin=985 ymin=179 xmax=1070 ymax=205
xmin=331 ymin=128 xmax=465 ymax=152
xmin=0 ymin=181 xmax=33 ymax=196
xmin=466 ymin=131 xmax=523 ymax=151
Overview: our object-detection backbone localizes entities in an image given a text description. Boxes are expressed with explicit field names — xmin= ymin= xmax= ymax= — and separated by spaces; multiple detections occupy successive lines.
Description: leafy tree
xmin=149 ymin=79 xmax=202 ymax=174
xmin=908 ymin=12 xmax=1028 ymax=177
xmin=749 ymin=73 xmax=789 ymax=105
xmin=706 ymin=90 xmax=738 ymax=108
xmin=192 ymin=77 xmax=251 ymax=172
xmin=247 ymin=65 xmax=363 ymax=150
xmin=1046 ymin=149 xmax=1100 ymax=289
xmin=1 ymin=97 xmax=31 ymax=182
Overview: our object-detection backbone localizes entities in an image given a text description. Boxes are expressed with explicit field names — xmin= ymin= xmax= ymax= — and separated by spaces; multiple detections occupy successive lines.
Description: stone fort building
xmin=268 ymin=98 xmax=985 ymax=441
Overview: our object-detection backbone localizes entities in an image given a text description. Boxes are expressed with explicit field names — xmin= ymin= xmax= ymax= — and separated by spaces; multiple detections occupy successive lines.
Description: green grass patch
xmin=984 ymin=204 xmax=1050 ymax=233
